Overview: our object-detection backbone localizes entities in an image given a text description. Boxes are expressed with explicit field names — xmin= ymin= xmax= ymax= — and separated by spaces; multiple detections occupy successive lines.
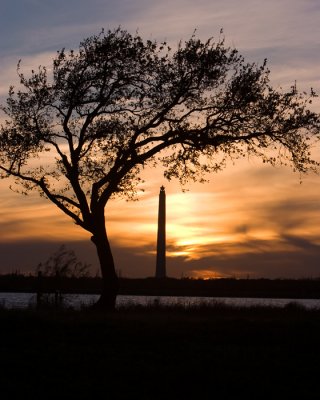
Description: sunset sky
xmin=0 ymin=0 xmax=320 ymax=279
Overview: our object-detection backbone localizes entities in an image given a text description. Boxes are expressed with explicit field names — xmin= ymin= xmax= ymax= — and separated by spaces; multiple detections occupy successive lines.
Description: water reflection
xmin=1 ymin=292 xmax=320 ymax=310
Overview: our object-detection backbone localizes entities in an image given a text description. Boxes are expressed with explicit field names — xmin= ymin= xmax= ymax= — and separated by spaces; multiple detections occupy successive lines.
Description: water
xmin=1 ymin=292 xmax=320 ymax=310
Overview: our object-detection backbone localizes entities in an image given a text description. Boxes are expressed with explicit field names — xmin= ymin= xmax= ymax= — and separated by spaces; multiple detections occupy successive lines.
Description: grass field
xmin=1 ymin=303 xmax=320 ymax=399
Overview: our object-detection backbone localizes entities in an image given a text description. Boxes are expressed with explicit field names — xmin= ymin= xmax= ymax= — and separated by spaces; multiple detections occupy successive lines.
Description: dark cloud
xmin=0 ymin=240 xmax=98 ymax=275
xmin=263 ymin=197 xmax=320 ymax=234
xmin=170 ymin=235 xmax=320 ymax=279
xmin=282 ymin=235 xmax=320 ymax=252
xmin=1 ymin=233 xmax=319 ymax=280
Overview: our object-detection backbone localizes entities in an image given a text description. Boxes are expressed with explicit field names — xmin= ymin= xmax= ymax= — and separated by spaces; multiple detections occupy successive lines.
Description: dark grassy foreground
xmin=1 ymin=303 xmax=320 ymax=399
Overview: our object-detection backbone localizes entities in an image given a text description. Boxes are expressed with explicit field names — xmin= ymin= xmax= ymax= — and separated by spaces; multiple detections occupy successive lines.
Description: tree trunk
xmin=91 ymin=214 xmax=119 ymax=310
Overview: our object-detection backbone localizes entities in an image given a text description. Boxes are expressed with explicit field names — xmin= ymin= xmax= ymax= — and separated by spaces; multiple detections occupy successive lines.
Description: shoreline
xmin=1 ymin=275 xmax=320 ymax=299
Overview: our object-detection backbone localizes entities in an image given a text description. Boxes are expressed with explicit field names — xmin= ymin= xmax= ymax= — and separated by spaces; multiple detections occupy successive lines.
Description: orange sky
xmin=1 ymin=155 xmax=319 ymax=278
xmin=0 ymin=0 xmax=320 ymax=278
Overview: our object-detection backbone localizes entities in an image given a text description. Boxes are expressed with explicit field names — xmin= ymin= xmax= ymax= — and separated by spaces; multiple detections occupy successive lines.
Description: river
xmin=1 ymin=292 xmax=320 ymax=310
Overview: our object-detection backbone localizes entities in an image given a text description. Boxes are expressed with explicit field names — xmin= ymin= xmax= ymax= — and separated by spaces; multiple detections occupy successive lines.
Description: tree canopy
xmin=1 ymin=28 xmax=319 ymax=308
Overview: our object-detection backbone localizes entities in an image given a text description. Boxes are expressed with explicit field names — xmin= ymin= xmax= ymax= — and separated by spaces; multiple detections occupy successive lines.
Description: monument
xmin=155 ymin=186 xmax=166 ymax=278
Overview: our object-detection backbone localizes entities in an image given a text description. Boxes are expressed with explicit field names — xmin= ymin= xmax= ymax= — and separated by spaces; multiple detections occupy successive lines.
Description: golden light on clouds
xmin=187 ymin=269 xmax=229 ymax=280
xmin=1 ymin=157 xmax=319 ymax=275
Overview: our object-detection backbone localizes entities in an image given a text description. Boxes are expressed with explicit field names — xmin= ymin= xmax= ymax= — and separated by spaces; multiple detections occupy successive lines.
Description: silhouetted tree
xmin=0 ymin=28 xmax=319 ymax=309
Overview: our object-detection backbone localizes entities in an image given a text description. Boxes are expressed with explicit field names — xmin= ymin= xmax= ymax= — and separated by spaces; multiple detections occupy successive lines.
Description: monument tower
xmin=155 ymin=186 xmax=166 ymax=278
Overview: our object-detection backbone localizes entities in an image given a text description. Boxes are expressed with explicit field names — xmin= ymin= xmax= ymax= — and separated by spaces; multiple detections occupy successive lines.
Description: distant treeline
xmin=1 ymin=274 xmax=320 ymax=298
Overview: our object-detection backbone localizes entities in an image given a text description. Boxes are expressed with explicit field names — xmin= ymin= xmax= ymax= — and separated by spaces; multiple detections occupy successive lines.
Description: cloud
xmin=1 ymin=232 xmax=319 ymax=279
xmin=2 ymin=159 xmax=319 ymax=278
xmin=167 ymin=234 xmax=320 ymax=279
xmin=0 ymin=239 xmax=99 ymax=275
xmin=2 ymin=0 xmax=320 ymax=107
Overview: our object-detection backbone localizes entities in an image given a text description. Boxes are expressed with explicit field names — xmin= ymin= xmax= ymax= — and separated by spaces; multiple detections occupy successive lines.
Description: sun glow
xmin=1 ymin=155 xmax=320 ymax=278
xmin=187 ymin=269 xmax=228 ymax=280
